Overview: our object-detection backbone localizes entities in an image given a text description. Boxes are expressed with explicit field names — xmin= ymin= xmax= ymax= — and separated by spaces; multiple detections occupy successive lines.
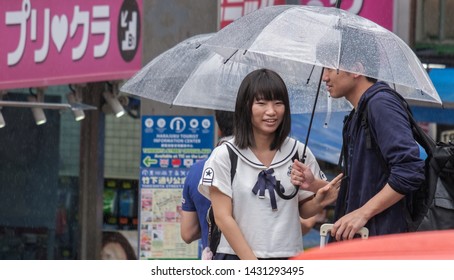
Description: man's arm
xmin=180 ymin=210 xmax=201 ymax=244
xmin=300 ymin=211 xmax=326 ymax=235
xmin=331 ymin=184 xmax=404 ymax=240
xmin=300 ymin=216 xmax=317 ymax=235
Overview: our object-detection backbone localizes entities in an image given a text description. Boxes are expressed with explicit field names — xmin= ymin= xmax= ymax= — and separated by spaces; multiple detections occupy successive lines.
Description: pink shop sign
xmin=300 ymin=0 xmax=394 ymax=31
xmin=0 ymin=0 xmax=142 ymax=90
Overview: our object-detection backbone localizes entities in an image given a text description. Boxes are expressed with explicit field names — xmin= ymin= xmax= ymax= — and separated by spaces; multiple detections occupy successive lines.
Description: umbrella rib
xmin=224 ymin=49 xmax=239 ymax=64
xmin=376 ymin=34 xmax=398 ymax=89
xmin=336 ymin=18 xmax=343 ymax=71
xmin=306 ymin=64 xmax=316 ymax=84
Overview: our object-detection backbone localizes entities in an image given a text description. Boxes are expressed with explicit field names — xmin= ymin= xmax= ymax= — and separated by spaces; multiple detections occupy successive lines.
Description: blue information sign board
xmin=140 ymin=115 xmax=214 ymax=189
xmin=138 ymin=115 xmax=214 ymax=259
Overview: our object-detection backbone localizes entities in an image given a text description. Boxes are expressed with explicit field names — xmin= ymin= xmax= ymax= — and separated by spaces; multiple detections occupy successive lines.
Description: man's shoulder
xmin=186 ymin=159 xmax=207 ymax=183
xmin=365 ymin=82 xmax=397 ymax=99
xmin=365 ymin=83 xmax=404 ymax=110
xmin=190 ymin=158 xmax=207 ymax=171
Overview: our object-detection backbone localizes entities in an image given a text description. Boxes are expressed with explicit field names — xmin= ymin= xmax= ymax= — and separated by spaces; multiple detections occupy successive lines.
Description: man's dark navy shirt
xmin=338 ymin=82 xmax=425 ymax=236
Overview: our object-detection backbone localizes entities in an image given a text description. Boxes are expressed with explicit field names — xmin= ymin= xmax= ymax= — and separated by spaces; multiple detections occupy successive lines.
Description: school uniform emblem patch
xmin=202 ymin=167 xmax=214 ymax=185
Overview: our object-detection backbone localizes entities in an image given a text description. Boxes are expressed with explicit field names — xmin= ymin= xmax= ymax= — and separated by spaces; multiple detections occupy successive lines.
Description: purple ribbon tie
xmin=252 ymin=169 xmax=284 ymax=211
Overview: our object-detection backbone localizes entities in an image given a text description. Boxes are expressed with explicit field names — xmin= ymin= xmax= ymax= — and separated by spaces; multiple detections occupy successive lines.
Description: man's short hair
xmin=215 ymin=110 xmax=234 ymax=137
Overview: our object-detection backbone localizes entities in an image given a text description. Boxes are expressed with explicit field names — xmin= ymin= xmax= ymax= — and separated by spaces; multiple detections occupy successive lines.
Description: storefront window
xmin=0 ymin=86 xmax=81 ymax=259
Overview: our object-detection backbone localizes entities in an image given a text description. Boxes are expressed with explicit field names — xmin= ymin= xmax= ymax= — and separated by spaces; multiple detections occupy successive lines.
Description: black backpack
xmin=206 ymin=143 xmax=301 ymax=258
xmin=350 ymin=84 xmax=454 ymax=232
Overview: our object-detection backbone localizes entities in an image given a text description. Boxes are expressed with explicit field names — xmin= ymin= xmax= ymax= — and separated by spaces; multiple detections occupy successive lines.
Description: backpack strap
xmin=226 ymin=144 xmax=238 ymax=184
xmin=360 ymin=84 xmax=436 ymax=167
xmin=206 ymin=205 xmax=220 ymax=257
xmin=361 ymin=109 xmax=373 ymax=150
xmin=207 ymin=144 xmax=238 ymax=258
xmin=360 ymin=99 xmax=389 ymax=173
xmin=338 ymin=111 xmax=355 ymax=169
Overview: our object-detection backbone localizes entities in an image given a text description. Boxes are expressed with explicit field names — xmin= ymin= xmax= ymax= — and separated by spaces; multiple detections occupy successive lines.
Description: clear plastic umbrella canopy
xmin=203 ymin=5 xmax=442 ymax=106
xmin=120 ymin=33 xmax=353 ymax=114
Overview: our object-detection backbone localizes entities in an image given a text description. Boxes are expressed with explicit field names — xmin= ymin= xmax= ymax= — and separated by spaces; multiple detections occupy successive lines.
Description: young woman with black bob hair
xmin=199 ymin=68 xmax=343 ymax=260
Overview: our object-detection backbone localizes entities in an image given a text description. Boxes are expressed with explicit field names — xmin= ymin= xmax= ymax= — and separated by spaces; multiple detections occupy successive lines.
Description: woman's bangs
xmin=254 ymin=85 xmax=283 ymax=101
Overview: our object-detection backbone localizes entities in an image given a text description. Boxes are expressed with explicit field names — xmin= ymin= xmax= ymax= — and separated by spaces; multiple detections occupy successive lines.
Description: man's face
xmin=322 ymin=68 xmax=356 ymax=99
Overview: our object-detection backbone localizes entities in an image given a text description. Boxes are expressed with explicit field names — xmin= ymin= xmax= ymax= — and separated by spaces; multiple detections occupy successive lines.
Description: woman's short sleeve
xmin=198 ymin=145 xmax=232 ymax=200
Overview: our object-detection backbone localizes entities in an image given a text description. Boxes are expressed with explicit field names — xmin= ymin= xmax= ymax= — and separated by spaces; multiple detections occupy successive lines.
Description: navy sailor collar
xmin=224 ymin=137 xmax=299 ymax=169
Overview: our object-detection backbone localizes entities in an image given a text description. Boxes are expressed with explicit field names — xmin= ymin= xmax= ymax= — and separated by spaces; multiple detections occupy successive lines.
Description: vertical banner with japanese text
xmin=139 ymin=115 xmax=214 ymax=259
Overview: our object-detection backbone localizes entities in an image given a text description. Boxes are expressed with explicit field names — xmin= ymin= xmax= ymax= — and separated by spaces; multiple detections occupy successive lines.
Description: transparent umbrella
xmin=203 ymin=5 xmax=442 ymax=106
xmin=120 ymin=33 xmax=353 ymax=114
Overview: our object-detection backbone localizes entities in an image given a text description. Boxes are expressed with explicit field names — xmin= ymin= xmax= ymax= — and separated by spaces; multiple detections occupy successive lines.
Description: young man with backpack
xmin=290 ymin=26 xmax=431 ymax=240
xmin=293 ymin=68 xmax=425 ymax=240
xmin=328 ymin=69 xmax=426 ymax=239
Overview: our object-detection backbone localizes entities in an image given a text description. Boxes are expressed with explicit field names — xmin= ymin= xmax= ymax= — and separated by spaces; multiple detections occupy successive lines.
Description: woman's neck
xmin=251 ymin=133 xmax=276 ymax=167
xmin=252 ymin=131 xmax=274 ymax=150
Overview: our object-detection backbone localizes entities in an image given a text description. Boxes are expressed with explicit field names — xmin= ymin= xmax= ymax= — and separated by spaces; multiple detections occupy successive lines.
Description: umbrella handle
xmin=274 ymin=181 xmax=299 ymax=200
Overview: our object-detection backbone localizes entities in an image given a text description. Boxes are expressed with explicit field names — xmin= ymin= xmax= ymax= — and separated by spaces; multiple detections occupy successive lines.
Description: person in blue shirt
xmin=291 ymin=30 xmax=425 ymax=240
xmin=180 ymin=110 xmax=234 ymax=259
